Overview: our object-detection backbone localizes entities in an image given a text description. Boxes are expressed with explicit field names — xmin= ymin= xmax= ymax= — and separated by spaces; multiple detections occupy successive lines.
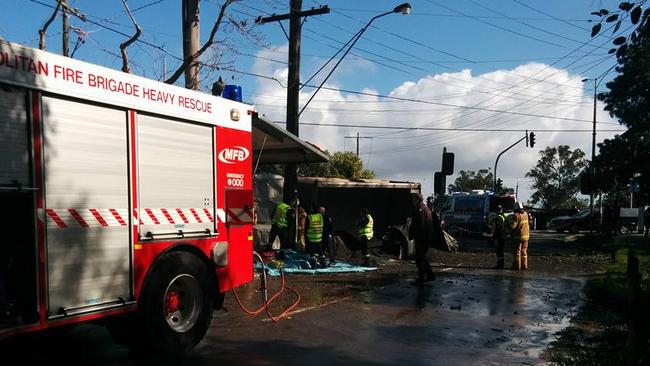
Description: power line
xmin=308 ymin=6 xmax=599 ymax=98
xmin=510 ymin=0 xmax=591 ymax=31
xmin=427 ymin=0 xmax=602 ymax=51
xmin=369 ymin=19 xmax=625 ymax=142
xmin=299 ymin=84 xmax=617 ymax=125
xmin=467 ymin=0 xmax=598 ymax=48
xmin=281 ymin=121 xmax=625 ymax=133
xmin=335 ymin=7 xmax=594 ymax=24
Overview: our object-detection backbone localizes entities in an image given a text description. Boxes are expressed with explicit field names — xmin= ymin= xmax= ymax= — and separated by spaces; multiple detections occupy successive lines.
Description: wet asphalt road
xmin=2 ymin=271 xmax=584 ymax=365
xmin=2 ymin=231 xmax=599 ymax=365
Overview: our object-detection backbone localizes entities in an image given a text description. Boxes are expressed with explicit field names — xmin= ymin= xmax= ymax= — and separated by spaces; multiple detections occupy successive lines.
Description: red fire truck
xmin=0 ymin=40 xmax=255 ymax=353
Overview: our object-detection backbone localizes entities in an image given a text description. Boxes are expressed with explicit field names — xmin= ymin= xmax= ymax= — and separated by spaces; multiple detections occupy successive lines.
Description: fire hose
xmin=232 ymin=251 xmax=301 ymax=322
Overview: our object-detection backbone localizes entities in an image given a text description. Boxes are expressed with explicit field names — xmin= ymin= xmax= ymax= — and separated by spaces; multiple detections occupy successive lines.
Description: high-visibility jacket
xmin=512 ymin=211 xmax=530 ymax=241
xmin=493 ymin=213 xmax=508 ymax=240
xmin=306 ymin=213 xmax=323 ymax=243
xmin=272 ymin=202 xmax=290 ymax=228
xmin=358 ymin=214 xmax=374 ymax=240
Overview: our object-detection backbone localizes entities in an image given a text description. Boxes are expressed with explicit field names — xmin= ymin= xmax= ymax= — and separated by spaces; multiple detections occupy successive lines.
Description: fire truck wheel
xmin=140 ymin=251 xmax=214 ymax=355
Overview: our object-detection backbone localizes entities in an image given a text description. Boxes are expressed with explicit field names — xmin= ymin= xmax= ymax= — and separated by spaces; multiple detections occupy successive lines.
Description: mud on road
xmin=0 ymin=231 xmax=629 ymax=365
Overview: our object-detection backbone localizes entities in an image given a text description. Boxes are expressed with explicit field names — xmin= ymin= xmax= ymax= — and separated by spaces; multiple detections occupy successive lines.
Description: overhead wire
xmin=302 ymin=8 xmax=598 ymax=103
xmin=317 ymin=1 xmax=609 ymax=96
xmin=365 ymin=19 xmax=626 ymax=142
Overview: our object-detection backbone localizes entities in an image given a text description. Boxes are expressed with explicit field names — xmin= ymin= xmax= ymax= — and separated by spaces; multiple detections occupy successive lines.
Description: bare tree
xmin=165 ymin=0 xmax=233 ymax=85
xmin=119 ymin=0 xmax=142 ymax=73
xmin=38 ymin=0 xmax=62 ymax=50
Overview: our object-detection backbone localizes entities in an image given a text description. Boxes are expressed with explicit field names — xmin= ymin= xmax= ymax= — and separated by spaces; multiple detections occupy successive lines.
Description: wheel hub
xmin=163 ymin=274 xmax=202 ymax=333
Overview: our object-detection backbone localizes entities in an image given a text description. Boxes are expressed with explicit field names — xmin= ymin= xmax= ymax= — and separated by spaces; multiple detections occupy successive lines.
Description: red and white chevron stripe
xmin=42 ymin=208 xmax=130 ymax=229
xmin=41 ymin=208 xmax=226 ymax=229
xmin=226 ymin=207 xmax=255 ymax=225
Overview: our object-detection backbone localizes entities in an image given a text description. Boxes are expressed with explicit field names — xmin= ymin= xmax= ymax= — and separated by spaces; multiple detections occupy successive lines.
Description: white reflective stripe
xmin=217 ymin=208 xmax=226 ymax=223
xmin=140 ymin=209 xmax=156 ymax=225
xmin=42 ymin=208 xmax=130 ymax=228
xmin=96 ymin=208 xmax=119 ymax=226
xmin=182 ymin=208 xmax=201 ymax=224
xmin=163 ymin=209 xmax=182 ymax=224
xmin=196 ymin=208 xmax=211 ymax=223
xmin=42 ymin=208 xmax=220 ymax=228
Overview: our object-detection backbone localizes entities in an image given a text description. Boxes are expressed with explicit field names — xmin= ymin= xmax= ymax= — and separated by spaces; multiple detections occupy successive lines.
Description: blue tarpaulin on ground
xmin=255 ymin=250 xmax=377 ymax=277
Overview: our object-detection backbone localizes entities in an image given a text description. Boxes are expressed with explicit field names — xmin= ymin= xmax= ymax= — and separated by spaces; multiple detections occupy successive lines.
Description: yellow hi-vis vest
xmin=306 ymin=213 xmax=323 ymax=243
xmin=358 ymin=214 xmax=374 ymax=240
xmin=272 ymin=203 xmax=290 ymax=228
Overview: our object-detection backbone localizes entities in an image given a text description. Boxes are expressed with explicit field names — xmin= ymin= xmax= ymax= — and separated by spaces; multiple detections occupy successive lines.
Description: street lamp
xmin=582 ymin=77 xmax=601 ymax=218
xmin=299 ymin=3 xmax=411 ymax=115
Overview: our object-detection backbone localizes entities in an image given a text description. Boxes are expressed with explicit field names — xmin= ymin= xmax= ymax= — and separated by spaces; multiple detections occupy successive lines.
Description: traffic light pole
xmin=493 ymin=135 xmax=527 ymax=191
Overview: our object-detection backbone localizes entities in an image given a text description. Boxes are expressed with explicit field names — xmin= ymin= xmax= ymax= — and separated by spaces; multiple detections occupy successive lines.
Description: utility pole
xmin=62 ymin=0 xmax=69 ymax=57
xmin=590 ymin=79 xmax=597 ymax=217
xmin=344 ymin=133 xmax=372 ymax=156
xmin=182 ymin=0 xmax=200 ymax=90
xmin=256 ymin=1 xmax=329 ymax=202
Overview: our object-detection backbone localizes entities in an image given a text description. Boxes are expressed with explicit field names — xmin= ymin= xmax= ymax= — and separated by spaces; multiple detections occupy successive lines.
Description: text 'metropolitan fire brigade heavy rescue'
xmin=0 ymin=40 xmax=256 ymax=354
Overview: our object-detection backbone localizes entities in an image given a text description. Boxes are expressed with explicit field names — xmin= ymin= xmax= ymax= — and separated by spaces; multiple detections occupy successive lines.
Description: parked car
xmin=547 ymin=210 xmax=600 ymax=233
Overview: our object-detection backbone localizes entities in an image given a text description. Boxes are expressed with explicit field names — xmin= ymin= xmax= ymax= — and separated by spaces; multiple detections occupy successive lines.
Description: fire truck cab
xmin=0 ymin=41 xmax=256 ymax=354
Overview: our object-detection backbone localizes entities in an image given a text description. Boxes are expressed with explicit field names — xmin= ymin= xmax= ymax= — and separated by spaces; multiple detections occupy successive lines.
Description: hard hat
xmin=515 ymin=202 xmax=524 ymax=211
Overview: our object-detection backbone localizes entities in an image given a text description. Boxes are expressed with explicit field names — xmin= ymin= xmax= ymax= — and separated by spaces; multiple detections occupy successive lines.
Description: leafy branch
xmin=590 ymin=1 xmax=649 ymax=58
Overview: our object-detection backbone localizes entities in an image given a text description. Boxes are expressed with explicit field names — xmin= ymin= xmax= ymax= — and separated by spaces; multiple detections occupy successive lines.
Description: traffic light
xmin=580 ymin=171 xmax=593 ymax=194
xmin=496 ymin=178 xmax=503 ymax=191
xmin=434 ymin=171 xmax=445 ymax=195
xmin=442 ymin=151 xmax=454 ymax=175
xmin=529 ymin=132 xmax=536 ymax=148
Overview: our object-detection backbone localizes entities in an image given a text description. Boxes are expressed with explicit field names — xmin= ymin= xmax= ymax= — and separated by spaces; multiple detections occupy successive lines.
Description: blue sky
xmin=1 ymin=0 xmax=630 ymax=202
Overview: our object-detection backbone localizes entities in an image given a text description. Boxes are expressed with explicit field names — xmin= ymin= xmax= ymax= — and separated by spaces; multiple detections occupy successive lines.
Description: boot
xmin=319 ymin=255 xmax=329 ymax=268
xmin=309 ymin=256 xmax=319 ymax=269
xmin=363 ymin=254 xmax=371 ymax=267
xmin=521 ymin=255 xmax=528 ymax=270
xmin=511 ymin=255 xmax=521 ymax=270
xmin=493 ymin=258 xmax=504 ymax=269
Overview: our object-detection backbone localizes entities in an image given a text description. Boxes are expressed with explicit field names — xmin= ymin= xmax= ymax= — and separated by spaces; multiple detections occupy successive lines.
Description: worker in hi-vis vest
xmin=357 ymin=208 xmax=374 ymax=267
xmin=492 ymin=205 xmax=508 ymax=269
xmin=511 ymin=202 xmax=530 ymax=270
xmin=305 ymin=204 xmax=325 ymax=269
xmin=267 ymin=201 xmax=292 ymax=250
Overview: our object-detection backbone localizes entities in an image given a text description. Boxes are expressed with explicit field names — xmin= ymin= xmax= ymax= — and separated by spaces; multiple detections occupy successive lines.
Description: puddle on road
xmin=358 ymin=272 xmax=585 ymax=363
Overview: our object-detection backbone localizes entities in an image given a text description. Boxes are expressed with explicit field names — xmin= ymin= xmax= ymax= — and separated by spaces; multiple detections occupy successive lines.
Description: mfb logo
xmin=218 ymin=146 xmax=250 ymax=164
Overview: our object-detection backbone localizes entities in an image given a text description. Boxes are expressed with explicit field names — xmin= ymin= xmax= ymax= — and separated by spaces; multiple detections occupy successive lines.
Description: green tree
xmin=592 ymin=17 xmax=650 ymax=204
xmin=452 ymin=169 xmax=494 ymax=192
xmin=296 ymin=151 xmax=375 ymax=179
xmin=526 ymin=146 xmax=588 ymax=210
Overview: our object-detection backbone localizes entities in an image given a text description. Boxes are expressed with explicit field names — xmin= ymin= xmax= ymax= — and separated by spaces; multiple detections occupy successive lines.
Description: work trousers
xmin=324 ymin=234 xmax=336 ymax=261
xmin=415 ymin=240 xmax=434 ymax=281
xmin=359 ymin=235 xmax=369 ymax=256
xmin=494 ymin=237 xmax=505 ymax=268
xmin=268 ymin=225 xmax=289 ymax=249
xmin=306 ymin=240 xmax=323 ymax=257
xmin=513 ymin=240 xmax=529 ymax=270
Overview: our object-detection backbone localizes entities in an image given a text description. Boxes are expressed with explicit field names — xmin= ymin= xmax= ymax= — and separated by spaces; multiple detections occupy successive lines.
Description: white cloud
xmin=251 ymin=45 xmax=622 ymax=203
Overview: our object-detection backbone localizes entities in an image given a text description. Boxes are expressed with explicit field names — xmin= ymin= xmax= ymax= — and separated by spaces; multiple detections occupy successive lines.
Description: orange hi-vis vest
xmin=512 ymin=211 xmax=530 ymax=241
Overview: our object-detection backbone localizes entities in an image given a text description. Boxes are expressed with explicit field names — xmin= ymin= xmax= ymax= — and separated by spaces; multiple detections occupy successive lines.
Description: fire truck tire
xmin=139 ymin=251 xmax=214 ymax=355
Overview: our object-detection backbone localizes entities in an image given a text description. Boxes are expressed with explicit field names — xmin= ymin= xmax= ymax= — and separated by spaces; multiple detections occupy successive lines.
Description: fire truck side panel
xmin=215 ymin=126 xmax=253 ymax=292
xmin=0 ymin=88 xmax=29 ymax=186
xmin=42 ymin=96 xmax=131 ymax=316
xmin=136 ymin=114 xmax=216 ymax=237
